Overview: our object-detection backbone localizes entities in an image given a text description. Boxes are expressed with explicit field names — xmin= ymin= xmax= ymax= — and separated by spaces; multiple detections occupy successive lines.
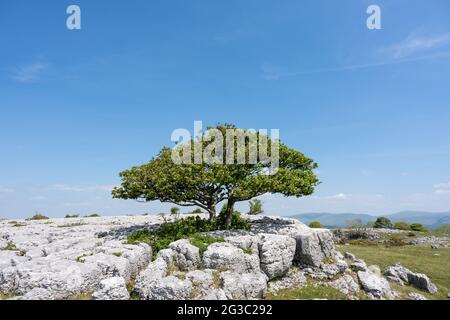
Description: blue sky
xmin=1 ymin=0 xmax=450 ymax=218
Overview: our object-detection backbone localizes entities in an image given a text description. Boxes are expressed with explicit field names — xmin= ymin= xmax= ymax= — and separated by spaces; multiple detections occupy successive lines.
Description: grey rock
xmin=200 ymin=288 xmax=227 ymax=300
xmin=344 ymin=252 xmax=356 ymax=261
xmin=92 ymin=277 xmax=130 ymax=300
xmin=257 ymin=234 xmax=296 ymax=280
xmin=143 ymin=276 xmax=193 ymax=300
xmin=323 ymin=274 xmax=360 ymax=297
xmin=134 ymin=257 xmax=168 ymax=299
xmin=384 ymin=263 xmax=438 ymax=294
xmin=220 ymin=271 xmax=268 ymax=299
xmin=202 ymin=242 xmax=260 ymax=273
xmin=351 ymin=259 xmax=368 ymax=272
xmin=11 ymin=288 xmax=55 ymax=300
xmin=408 ymin=292 xmax=427 ymax=300
xmin=168 ymin=239 xmax=200 ymax=271
xmin=357 ymin=271 xmax=395 ymax=299
xmin=268 ymin=267 xmax=306 ymax=293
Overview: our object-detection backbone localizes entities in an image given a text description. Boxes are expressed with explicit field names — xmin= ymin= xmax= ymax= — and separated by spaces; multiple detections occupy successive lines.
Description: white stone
xmin=92 ymin=277 xmax=130 ymax=300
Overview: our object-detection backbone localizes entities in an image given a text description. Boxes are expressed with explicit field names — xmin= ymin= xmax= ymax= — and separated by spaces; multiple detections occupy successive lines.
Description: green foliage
xmin=434 ymin=225 xmax=450 ymax=235
xmin=84 ymin=214 xmax=100 ymax=218
xmin=190 ymin=208 xmax=203 ymax=214
xmin=65 ymin=214 xmax=80 ymax=218
xmin=113 ymin=123 xmax=319 ymax=227
xmin=394 ymin=221 xmax=411 ymax=230
xmin=374 ymin=217 xmax=393 ymax=229
xmin=127 ymin=216 xmax=249 ymax=255
xmin=267 ymin=282 xmax=347 ymax=300
xmin=309 ymin=221 xmax=324 ymax=228
xmin=27 ymin=214 xmax=49 ymax=221
xmin=338 ymin=244 xmax=450 ymax=300
xmin=248 ymin=199 xmax=264 ymax=215
xmin=190 ymin=234 xmax=224 ymax=256
xmin=410 ymin=223 xmax=427 ymax=232
xmin=170 ymin=207 xmax=180 ymax=216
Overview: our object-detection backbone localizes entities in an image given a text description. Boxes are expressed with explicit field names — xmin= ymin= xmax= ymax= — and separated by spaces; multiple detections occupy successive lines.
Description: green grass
xmin=189 ymin=234 xmax=224 ymax=256
xmin=0 ymin=291 xmax=17 ymax=300
xmin=266 ymin=281 xmax=347 ymax=300
xmin=338 ymin=244 xmax=450 ymax=300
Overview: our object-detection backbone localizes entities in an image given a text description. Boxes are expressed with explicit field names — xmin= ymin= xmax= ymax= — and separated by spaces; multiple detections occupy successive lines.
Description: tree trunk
xmin=224 ymin=200 xmax=235 ymax=228
xmin=207 ymin=204 xmax=216 ymax=222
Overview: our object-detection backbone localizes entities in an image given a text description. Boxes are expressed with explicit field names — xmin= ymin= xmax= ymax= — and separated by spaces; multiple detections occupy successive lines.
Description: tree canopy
xmin=112 ymin=124 xmax=319 ymax=227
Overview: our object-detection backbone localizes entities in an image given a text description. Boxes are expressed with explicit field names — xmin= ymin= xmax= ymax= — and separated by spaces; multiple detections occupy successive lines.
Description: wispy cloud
xmin=262 ymin=32 xmax=450 ymax=80
xmin=434 ymin=182 xmax=450 ymax=195
xmin=49 ymin=184 xmax=115 ymax=192
xmin=385 ymin=33 xmax=450 ymax=59
xmin=12 ymin=62 xmax=48 ymax=83
xmin=0 ymin=186 xmax=14 ymax=193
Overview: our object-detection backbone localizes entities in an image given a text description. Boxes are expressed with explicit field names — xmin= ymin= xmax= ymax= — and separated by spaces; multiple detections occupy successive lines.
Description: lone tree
xmin=374 ymin=217 xmax=393 ymax=229
xmin=112 ymin=124 xmax=319 ymax=227
xmin=248 ymin=199 xmax=264 ymax=215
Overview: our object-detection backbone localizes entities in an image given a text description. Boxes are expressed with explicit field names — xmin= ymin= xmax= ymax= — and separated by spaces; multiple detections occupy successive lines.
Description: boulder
xmin=357 ymin=270 xmax=395 ymax=299
xmin=344 ymin=252 xmax=356 ymax=261
xmin=134 ymin=257 xmax=168 ymax=299
xmin=202 ymin=242 xmax=260 ymax=273
xmin=351 ymin=259 xmax=368 ymax=272
xmin=220 ymin=271 xmax=268 ymax=299
xmin=384 ymin=263 xmax=437 ymax=294
xmin=168 ymin=239 xmax=201 ymax=271
xmin=323 ymin=274 xmax=360 ymax=297
xmin=143 ymin=276 xmax=193 ymax=300
xmin=257 ymin=234 xmax=296 ymax=280
xmin=247 ymin=216 xmax=337 ymax=267
xmin=92 ymin=277 xmax=130 ymax=300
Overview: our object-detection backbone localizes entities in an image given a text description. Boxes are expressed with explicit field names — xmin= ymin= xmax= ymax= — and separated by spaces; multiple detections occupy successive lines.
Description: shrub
xmin=309 ymin=221 xmax=323 ymax=228
xmin=394 ymin=221 xmax=411 ymax=230
xmin=191 ymin=208 xmax=203 ymax=214
xmin=190 ymin=234 xmax=224 ymax=256
xmin=374 ymin=217 xmax=393 ymax=229
xmin=410 ymin=223 xmax=427 ymax=232
xmin=84 ymin=214 xmax=100 ymax=218
xmin=65 ymin=214 xmax=80 ymax=219
xmin=170 ymin=207 xmax=180 ymax=216
xmin=27 ymin=214 xmax=49 ymax=221
xmin=248 ymin=199 xmax=263 ymax=215
xmin=127 ymin=215 xmax=249 ymax=256
xmin=435 ymin=225 xmax=450 ymax=235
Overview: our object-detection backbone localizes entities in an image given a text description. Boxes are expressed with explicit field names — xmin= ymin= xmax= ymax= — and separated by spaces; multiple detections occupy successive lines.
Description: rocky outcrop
xmin=257 ymin=234 xmax=296 ymax=280
xmin=357 ymin=270 xmax=395 ymax=299
xmin=384 ymin=263 xmax=438 ymax=294
xmin=92 ymin=277 xmax=129 ymax=300
xmin=168 ymin=239 xmax=200 ymax=271
xmin=202 ymin=242 xmax=260 ymax=273
xmin=220 ymin=271 xmax=268 ymax=299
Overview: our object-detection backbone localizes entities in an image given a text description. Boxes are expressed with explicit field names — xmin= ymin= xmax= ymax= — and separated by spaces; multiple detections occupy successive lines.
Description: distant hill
xmin=292 ymin=211 xmax=450 ymax=229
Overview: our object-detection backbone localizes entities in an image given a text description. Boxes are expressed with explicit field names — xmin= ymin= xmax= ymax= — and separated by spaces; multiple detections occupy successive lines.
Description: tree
xmin=410 ymin=223 xmax=427 ymax=232
xmin=374 ymin=217 xmax=393 ymax=229
xmin=346 ymin=219 xmax=364 ymax=229
xmin=113 ymin=124 xmax=319 ymax=227
xmin=248 ymin=199 xmax=264 ymax=215
xmin=170 ymin=207 xmax=180 ymax=216
xmin=309 ymin=221 xmax=323 ymax=228
xmin=394 ymin=221 xmax=410 ymax=230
